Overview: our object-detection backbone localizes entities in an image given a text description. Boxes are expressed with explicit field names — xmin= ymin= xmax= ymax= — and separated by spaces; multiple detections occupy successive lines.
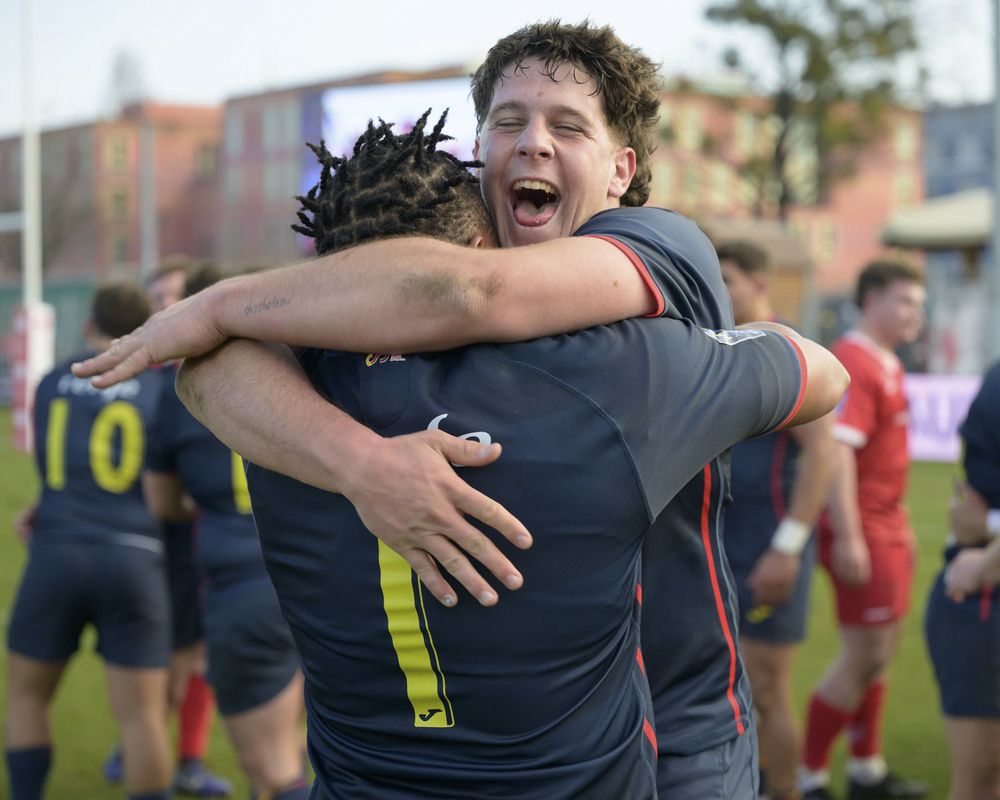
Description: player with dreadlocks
xmin=161 ymin=109 xmax=839 ymax=798
xmin=291 ymin=112 xmax=494 ymax=251
xmin=77 ymin=23 xmax=848 ymax=798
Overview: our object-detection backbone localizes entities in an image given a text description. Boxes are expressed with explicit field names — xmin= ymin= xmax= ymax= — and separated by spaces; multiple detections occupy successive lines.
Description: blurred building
xmin=217 ymin=66 xmax=469 ymax=268
xmin=646 ymin=77 xmax=924 ymax=304
xmin=0 ymin=102 xmax=221 ymax=364
xmin=0 ymin=102 xmax=221 ymax=284
xmin=917 ymin=102 xmax=994 ymax=373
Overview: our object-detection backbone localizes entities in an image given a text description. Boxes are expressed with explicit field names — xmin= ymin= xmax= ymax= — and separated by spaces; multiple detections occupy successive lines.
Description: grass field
xmin=0 ymin=408 xmax=959 ymax=798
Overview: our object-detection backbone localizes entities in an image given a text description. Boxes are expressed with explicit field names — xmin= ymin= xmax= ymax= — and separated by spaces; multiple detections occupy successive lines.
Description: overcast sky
xmin=0 ymin=0 xmax=993 ymax=137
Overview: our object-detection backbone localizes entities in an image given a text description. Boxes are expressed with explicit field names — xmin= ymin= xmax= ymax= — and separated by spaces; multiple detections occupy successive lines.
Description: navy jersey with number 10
xmin=247 ymin=316 xmax=805 ymax=799
xmin=31 ymin=354 xmax=163 ymax=544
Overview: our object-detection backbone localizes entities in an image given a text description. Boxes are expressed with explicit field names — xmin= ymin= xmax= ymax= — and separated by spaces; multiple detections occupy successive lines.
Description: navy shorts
xmin=204 ymin=576 xmax=300 ymax=715
xmin=165 ymin=522 xmax=203 ymax=650
xmin=656 ymin=723 xmax=758 ymax=799
xmin=924 ymin=566 xmax=1000 ymax=718
xmin=729 ymin=531 xmax=815 ymax=644
xmin=7 ymin=538 xmax=171 ymax=668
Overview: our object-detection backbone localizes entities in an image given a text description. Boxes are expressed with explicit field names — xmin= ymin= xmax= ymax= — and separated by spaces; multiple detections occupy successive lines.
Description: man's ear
xmin=607 ymin=147 xmax=637 ymax=200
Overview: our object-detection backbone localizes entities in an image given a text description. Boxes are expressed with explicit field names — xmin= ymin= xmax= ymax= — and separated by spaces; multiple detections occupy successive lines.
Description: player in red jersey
xmin=801 ymin=261 xmax=927 ymax=800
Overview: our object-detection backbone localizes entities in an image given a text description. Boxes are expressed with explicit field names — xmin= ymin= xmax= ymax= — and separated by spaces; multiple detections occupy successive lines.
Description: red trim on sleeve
xmin=635 ymin=646 xmax=646 ymax=676
xmin=699 ymin=465 xmax=746 ymax=737
xmin=635 ymin=582 xmax=643 ymax=606
xmin=583 ymin=234 xmax=665 ymax=317
xmin=643 ymin=717 xmax=659 ymax=756
xmin=775 ymin=333 xmax=808 ymax=430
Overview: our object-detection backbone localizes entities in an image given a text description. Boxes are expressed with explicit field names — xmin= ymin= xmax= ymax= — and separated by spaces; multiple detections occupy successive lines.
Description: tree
xmin=706 ymin=0 xmax=918 ymax=219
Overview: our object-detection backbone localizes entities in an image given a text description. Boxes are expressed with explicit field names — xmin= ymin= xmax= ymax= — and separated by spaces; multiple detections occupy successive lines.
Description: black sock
xmin=128 ymin=790 xmax=172 ymax=800
xmin=6 ymin=745 xmax=52 ymax=800
xmin=272 ymin=778 xmax=312 ymax=799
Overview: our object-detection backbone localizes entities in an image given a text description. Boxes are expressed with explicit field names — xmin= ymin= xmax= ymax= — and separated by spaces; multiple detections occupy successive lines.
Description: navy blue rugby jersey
xmin=577 ymin=207 xmax=759 ymax=755
xmin=961 ymin=360 xmax=1000 ymax=510
xmin=574 ymin=206 xmax=731 ymax=326
xmin=31 ymin=353 xmax=162 ymax=544
xmin=145 ymin=364 xmax=265 ymax=586
xmin=725 ymin=430 xmax=800 ymax=554
xmin=247 ymin=318 xmax=805 ymax=798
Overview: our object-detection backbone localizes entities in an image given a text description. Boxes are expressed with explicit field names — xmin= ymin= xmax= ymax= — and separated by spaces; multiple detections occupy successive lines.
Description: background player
xmin=5 ymin=284 xmax=172 ymax=800
xmin=143 ymin=269 xmax=307 ymax=800
xmin=717 ymin=240 xmax=836 ymax=800
xmin=925 ymin=358 xmax=1000 ymax=800
xmin=801 ymin=261 xmax=928 ymax=800
xmin=103 ymin=258 xmax=231 ymax=798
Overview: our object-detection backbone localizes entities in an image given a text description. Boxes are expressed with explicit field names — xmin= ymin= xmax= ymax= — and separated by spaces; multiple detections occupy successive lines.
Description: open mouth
xmin=511 ymin=179 xmax=560 ymax=227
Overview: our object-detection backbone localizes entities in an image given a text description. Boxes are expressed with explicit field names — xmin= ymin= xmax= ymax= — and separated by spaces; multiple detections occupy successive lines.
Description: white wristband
xmin=771 ymin=518 xmax=811 ymax=555
xmin=987 ymin=509 xmax=1000 ymax=539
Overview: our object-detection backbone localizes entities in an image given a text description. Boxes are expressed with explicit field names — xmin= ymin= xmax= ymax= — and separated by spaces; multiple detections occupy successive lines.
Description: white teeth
xmin=513 ymin=179 xmax=559 ymax=196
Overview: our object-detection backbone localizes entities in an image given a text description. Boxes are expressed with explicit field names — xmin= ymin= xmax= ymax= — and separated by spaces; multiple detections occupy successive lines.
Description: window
xmin=652 ymin=161 xmax=673 ymax=202
xmin=893 ymin=122 xmax=917 ymax=162
xmin=263 ymin=160 xmax=281 ymax=202
xmin=195 ymin=144 xmax=217 ymax=177
xmin=893 ymin=172 xmax=916 ymax=208
xmin=956 ymin=133 xmax=983 ymax=171
xmin=283 ymin=97 xmax=300 ymax=150
xmin=735 ymin=112 xmax=756 ymax=158
xmin=817 ymin=220 xmax=837 ymax=262
xmin=679 ymin=106 xmax=703 ymax=152
xmin=111 ymin=233 xmax=128 ymax=263
xmin=225 ymin=164 xmax=244 ymax=204
xmin=107 ymin=136 xmax=128 ymax=172
xmin=711 ymin=163 xmax=730 ymax=208
xmin=682 ymin=164 xmax=701 ymax=206
xmin=109 ymin=189 xmax=128 ymax=220
xmin=226 ymin=108 xmax=244 ymax=158
xmin=262 ymin=103 xmax=280 ymax=153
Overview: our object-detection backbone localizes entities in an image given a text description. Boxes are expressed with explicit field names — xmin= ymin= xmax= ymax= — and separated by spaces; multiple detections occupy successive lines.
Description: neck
xmin=854 ymin=319 xmax=895 ymax=352
xmin=737 ymin=299 xmax=774 ymax=327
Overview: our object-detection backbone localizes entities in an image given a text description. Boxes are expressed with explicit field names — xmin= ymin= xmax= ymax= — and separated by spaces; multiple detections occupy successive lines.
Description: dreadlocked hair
xmin=292 ymin=109 xmax=495 ymax=255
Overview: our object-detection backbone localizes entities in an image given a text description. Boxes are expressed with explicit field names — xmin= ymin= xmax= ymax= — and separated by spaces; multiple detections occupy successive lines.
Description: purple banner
xmin=903 ymin=373 xmax=982 ymax=463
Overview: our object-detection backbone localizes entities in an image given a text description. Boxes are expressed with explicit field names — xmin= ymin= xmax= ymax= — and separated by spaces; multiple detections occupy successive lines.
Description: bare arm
xmin=946 ymin=536 xmax=1000 ymax=600
xmin=785 ymin=414 xmax=838 ymax=528
xmin=76 ymin=237 xmax=653 ymax=386
xmin=747 ymin=413 xmax=837 ymax=606
xmin=142 ymin=472 xmax=196 ymax=523
xmin=825 ymin=440 xmax=870 ymax=585
xmin=175 ymin=340 xmax=533 ymax=608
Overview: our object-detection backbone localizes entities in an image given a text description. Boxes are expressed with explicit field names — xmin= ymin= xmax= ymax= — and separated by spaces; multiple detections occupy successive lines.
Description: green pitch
xmin=0 ymin=408 xmax=958 ymax=797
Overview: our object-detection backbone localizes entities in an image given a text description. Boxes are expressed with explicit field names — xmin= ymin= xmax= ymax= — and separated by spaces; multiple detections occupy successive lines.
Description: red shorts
xmin=818 ymin=536 xmax=915 ymax=626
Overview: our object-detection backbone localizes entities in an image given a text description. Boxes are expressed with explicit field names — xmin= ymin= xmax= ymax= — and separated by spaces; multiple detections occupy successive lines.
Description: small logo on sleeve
xmin=364 ymin=353 xmax=407 ymax=367
xmin=700 ymin=329 xmax=767 ymax=346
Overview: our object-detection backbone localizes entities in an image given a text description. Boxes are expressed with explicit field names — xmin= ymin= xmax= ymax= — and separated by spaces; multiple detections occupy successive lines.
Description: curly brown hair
xmin=470 ymin=19 xmax=661 ymax=207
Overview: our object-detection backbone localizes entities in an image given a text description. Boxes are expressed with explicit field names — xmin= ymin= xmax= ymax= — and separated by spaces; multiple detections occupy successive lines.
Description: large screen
xmin=300 ymin=77 xmax=479 ymax=199
xmin=296 ymin=77 xmax=479 ymax=252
